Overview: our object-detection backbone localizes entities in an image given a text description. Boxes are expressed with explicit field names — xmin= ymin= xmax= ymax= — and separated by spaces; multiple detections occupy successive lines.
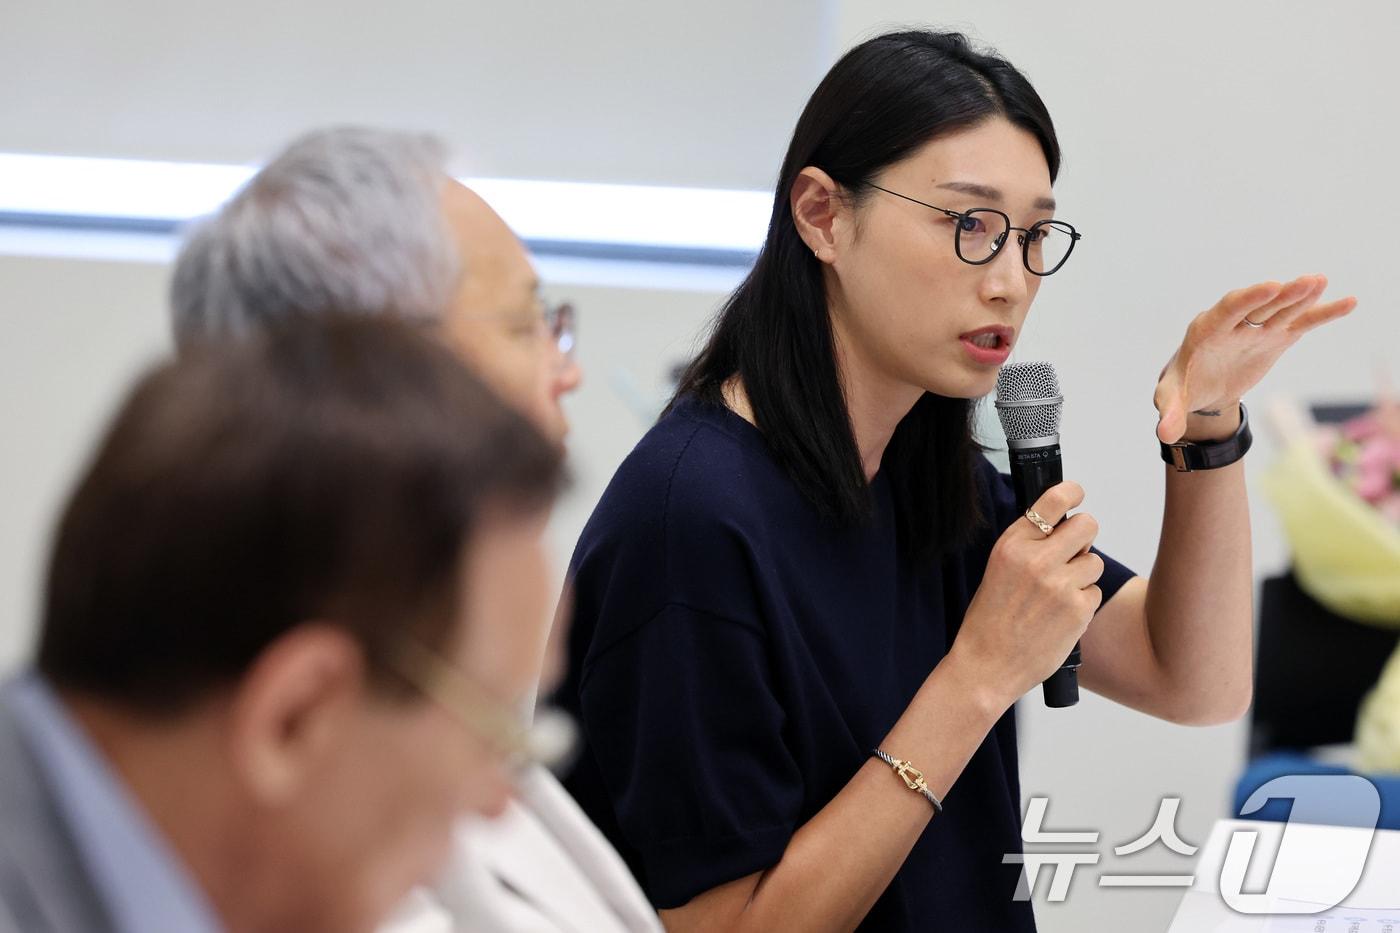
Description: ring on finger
xmin=1242 ymin=316 xmax=1265 ymax=328
xmin=1024 ymin=508 xmax=1055 ymax=537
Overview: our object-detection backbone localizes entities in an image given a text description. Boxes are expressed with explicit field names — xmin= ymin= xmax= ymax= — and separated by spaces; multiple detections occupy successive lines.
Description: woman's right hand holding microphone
xmin=950 ymin=480 xmax=1105 ymax=708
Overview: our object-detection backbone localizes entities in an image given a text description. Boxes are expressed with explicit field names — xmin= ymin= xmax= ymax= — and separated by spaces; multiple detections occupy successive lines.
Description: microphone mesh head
xmin=995 ymin=361 xmax=1063 ymax=441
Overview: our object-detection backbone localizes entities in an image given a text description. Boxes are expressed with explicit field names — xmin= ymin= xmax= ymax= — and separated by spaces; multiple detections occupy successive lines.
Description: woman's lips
xmin=959 ymin=326 xmax=1014 ymax=366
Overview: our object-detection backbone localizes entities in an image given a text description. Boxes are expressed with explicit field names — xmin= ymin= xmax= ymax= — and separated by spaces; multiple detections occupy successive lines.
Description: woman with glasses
xmin=555 ymin=29 xmax=1355 ymax=932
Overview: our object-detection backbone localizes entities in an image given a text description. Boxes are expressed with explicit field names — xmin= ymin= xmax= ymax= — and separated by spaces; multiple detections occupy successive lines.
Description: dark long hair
xmin=672 ymin=30 xmax=1060 ymax=557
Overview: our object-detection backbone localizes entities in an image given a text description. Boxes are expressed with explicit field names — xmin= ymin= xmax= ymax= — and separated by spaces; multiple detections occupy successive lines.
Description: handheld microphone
xmin=994 ymin=362 xmax=1079 ymax=709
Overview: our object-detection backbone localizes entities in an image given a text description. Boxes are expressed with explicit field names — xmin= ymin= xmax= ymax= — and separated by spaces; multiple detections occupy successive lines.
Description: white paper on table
xmin=1166 ymin=820 xmax=1400 ymax=933
xmin=1261 ymin=902 xmax=1400 ymax=932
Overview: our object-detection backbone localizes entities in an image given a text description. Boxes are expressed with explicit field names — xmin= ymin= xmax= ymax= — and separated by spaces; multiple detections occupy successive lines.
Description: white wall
xmin=0 ymin=253 xmax=170 ymax=667
xmin=0 ymin=0 xmax=835 ymax=189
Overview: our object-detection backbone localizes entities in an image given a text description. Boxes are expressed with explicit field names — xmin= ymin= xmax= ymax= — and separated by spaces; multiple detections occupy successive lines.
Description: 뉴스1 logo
xmin=1004 ymin=775 xmax=1382 ymax=915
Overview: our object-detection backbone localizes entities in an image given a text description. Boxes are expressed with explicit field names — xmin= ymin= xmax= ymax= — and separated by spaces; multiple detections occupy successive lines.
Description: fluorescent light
xmin=0 ymin=153 xmax=255 ymax=222
xmin=0 ymin=152 xmax=770 ymax=256
xmin=469 ymin=177 xmax=768 ymax=253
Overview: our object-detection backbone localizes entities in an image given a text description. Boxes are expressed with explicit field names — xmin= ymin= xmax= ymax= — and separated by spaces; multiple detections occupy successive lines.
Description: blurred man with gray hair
xmin=171 ymin=126 xmax=581 ymax=444
xmin=169 ymin=127 xmax=658 ymax=933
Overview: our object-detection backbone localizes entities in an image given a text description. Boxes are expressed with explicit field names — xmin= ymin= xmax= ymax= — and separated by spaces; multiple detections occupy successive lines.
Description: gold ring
xmin=1024 ymin=508 xmax=1054 ymax=537
xmin=1242 ymin=317 xmax=1265 ymax=328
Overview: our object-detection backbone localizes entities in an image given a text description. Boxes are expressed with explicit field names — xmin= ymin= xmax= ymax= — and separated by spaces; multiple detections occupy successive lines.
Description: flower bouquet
xmin=1260 ymin=392 xmax=1400 ymax=627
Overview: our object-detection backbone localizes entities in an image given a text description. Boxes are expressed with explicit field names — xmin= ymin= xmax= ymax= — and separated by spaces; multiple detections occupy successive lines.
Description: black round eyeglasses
xmin=867 ymin=184 xmax=1081 ymax=276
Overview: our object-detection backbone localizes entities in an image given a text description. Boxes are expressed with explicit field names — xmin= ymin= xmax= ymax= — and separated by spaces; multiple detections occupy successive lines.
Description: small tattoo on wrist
xmin=1191 ymin=408 xmax=1223 ymax=417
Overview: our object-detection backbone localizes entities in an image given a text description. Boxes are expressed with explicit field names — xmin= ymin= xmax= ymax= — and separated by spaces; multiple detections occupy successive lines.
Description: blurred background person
xmin=171 ymin=125 xmax=582 ymax=445
xmin=169 ymin=126 xmax=659 ymax=933
xmin=0 ymin=316 xmax=563 ymax=932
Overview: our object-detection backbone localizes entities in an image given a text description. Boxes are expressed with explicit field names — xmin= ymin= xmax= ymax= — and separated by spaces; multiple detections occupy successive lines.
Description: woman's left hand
xmin=1153 ymin=274 xmax=1358 ymax=443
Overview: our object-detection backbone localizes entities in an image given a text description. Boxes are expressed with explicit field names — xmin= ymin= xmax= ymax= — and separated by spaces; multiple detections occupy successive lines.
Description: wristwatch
xmin=1160 ymin=403 xmax=1252 ymax=472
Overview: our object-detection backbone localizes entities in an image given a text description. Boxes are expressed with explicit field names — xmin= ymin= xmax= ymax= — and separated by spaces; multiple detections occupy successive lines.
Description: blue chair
xmin=1234 ymin=751 xmax=1400 ymax=831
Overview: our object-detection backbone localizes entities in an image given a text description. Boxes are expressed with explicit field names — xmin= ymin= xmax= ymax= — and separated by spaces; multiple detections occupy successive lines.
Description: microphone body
xmin=995 ymin=363 xmax=1080 ymax=708
xmin=1007 ymin=439 xmax=1080 ymax=708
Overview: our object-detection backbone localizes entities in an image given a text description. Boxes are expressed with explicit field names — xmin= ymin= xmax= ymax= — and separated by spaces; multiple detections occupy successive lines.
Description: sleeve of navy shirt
xmin=557 ymin=401 xmax=1138 ymax=916
xmin=561 ymin=415 xmax=805 ymax=909
xmin=578 ymin=605 xmax=800 ymax=905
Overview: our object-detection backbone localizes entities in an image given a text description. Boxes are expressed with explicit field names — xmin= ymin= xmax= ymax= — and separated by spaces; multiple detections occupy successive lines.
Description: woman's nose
xmin=978 ymin=239 xmax=1031 ymax=306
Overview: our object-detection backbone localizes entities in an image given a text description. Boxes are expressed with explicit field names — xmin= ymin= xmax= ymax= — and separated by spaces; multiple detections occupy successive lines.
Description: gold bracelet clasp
xmin=894 ymin=760 xmax=927 ymax=792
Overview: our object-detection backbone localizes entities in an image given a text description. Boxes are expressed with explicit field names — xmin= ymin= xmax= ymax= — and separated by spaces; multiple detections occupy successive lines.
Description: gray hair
xmin=170 ymin=126 xmax=460 ymax=344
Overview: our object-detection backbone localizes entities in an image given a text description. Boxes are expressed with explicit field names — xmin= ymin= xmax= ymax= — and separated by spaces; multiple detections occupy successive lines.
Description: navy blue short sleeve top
xmin=556 ymin=395 xmax=1136 ymax=931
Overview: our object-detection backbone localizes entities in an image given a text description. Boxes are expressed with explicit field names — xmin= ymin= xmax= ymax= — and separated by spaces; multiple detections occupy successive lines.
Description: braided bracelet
xmin=871 ymin=747 xmax=944 ymax=815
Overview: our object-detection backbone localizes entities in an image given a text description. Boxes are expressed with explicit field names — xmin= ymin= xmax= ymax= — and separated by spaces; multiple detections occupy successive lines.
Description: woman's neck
xmin=721 ymin=321 xmax=922 ymax=483
xmin=832 ymin=325 xmax=923 ymax=480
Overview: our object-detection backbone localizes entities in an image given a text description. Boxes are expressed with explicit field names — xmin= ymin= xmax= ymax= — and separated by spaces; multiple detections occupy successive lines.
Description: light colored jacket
xmin=383 ymin=765 xmax=662 ymax=933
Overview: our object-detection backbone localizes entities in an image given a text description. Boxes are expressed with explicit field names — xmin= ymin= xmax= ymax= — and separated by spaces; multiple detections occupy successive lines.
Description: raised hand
xmin=1153 ymin=275 xmax=1357 ymax=444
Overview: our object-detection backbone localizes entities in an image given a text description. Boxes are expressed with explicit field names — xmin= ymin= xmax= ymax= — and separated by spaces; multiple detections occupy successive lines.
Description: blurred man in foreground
xmin=0 ymin=317 xmax=562 ymax=932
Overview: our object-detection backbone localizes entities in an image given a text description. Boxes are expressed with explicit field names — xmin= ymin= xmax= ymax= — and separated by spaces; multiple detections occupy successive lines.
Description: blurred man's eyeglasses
xmin=453 ymin=297 xmax=576 ymax=362
xmin=542 ymin=301 xmax=576 ymax=361
xmin=387 ymin=638 xmax=577 ymax=775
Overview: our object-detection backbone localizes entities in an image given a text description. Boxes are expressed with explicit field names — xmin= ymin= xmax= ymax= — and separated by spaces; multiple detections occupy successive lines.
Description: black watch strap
xmin=1160 ymin=403 xmax=1252 ymax=472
